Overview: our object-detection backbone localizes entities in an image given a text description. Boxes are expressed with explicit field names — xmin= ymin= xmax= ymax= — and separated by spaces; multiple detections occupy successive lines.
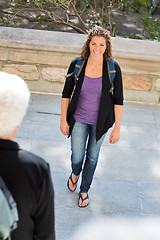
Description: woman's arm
xmin=60 ymin=58 xmax=78 ymax=135
xmin=109 ymin=104 xmax=123 ymax=144
xmin=109 ymin=61 xmax=123 ymax=144
xmin=60 ymin=98 xmax=70 ymax=135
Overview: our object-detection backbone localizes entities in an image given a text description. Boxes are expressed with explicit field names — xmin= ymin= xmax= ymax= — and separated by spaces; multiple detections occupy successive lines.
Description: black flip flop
xmin=78 ymin=192 xmax=89 ymax=208
xmin=67 ymin=173 xmax=78 ymax=192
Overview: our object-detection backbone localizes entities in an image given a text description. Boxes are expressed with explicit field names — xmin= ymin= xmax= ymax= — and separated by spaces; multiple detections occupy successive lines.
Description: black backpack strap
xmin=74 ymin=58 xmax=86 ymax=82
xmin=107 ymin=58 xmax=116 ymax=95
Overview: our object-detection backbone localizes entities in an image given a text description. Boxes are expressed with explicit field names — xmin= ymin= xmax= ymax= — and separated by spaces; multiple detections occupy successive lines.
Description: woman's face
xmin=89 ymin=36 xmax=106 ymax=59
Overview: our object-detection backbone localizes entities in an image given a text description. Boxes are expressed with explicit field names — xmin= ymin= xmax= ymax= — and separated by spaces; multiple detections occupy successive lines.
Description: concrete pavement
xmin=15 ymin=93 xmax=160 ymax=240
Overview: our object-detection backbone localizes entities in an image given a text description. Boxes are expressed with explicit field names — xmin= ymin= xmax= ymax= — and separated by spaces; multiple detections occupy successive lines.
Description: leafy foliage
xmin=117 ymin=0 xmax=160 ymax=41
xmin=0 ymin=0 xmax=159 ymax=41
xmin=137 ymin=13 xmax=160 ymax=41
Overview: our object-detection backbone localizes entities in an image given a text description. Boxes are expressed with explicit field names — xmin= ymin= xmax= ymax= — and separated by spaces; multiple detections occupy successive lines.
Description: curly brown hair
xmin=80 ymin=26 xmax=112 ymax=61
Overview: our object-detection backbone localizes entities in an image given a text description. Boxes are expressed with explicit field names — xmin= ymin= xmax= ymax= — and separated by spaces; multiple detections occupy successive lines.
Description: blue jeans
xmin=70 ymin=122 xmax=106 ymax=193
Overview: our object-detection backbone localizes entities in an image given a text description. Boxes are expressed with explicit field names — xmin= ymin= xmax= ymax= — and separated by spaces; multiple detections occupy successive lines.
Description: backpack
xmin=73 ymin=57 xmax=116 ymax=94
xmin=0 ymin=177 xmax=19 ymax=240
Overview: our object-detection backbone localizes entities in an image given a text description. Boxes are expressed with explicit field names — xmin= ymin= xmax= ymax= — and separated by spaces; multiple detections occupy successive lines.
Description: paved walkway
xmin=15 ymin=93 xmax=160 ymax=240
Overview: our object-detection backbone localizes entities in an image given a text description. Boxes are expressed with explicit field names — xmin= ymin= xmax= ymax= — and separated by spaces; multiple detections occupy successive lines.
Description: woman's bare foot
xmin=67 ymin=173 xmax=79 ymax=192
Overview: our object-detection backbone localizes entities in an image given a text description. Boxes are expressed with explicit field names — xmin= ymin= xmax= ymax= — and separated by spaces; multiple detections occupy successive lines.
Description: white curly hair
xmin=0 ymin=72 xmax=30 ymax=137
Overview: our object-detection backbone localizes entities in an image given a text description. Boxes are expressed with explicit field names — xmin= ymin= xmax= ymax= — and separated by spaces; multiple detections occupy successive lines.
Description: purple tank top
xmin=74 ymin=75 xmax=102 ymax=125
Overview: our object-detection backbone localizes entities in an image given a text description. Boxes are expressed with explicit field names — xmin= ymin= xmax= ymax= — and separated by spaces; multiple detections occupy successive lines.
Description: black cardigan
xmin=62 ymin=57 xmax=123 ymax=141
xmin=0 ymin=139 xmax=55 ymax=240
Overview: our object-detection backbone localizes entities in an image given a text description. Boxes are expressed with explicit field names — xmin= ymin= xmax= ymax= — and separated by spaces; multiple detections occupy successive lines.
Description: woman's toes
xmin=78 ymin=193 xmax=89 ymax=207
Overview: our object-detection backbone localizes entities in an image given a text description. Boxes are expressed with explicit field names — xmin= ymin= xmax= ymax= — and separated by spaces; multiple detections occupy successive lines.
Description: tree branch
xmin=1 ymin=9 xmax=37 ymax=23
xmin=50 ymin=14 xmax=87 ymax=33
xmin=71 ymin=0 xmax=89 ymax=30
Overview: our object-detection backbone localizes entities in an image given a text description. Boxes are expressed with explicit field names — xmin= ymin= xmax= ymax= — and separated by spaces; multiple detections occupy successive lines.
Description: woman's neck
xmin=88 ymin=55 xmax=103 ymax=65
xmin=85 ymin=55 xmax=103 ymax=78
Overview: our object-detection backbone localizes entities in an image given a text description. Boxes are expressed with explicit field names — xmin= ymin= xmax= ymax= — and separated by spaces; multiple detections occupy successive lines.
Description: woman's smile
xmin=89 ymin=36 xmax=106 ymax=58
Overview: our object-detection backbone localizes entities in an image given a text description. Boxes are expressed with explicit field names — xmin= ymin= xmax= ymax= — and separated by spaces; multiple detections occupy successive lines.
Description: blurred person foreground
xmin=0 ymin=72 xmax=55 ymax=240
xmin=69 ymin=216 xmax=160 ymax=240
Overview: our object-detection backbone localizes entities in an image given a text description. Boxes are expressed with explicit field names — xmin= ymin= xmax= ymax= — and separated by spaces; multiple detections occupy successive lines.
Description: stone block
xmin=118 ymin=59 xmax=160 ymax=75
xmin=124 ymin=89 xmax=159 ymax=104
xmin=42 ymin=67 xmax=67 ymax=83
xmin=8 ymin=49 xmax=74 ymax=66
xmin=0 ymin=48 xmax=7 ymax=60
xmin=8 ymin=49 xmax=41 ymax=64
xmin=99 ymin=143 xmax=160 ymax=181
xmin=123 ymin=75 xmax=151 ymax=91
xmin=140 ymin=182 xmax=160 ymax=198
xmin=141 ymin=197 xmax=160 ymax=215
xmin=29 ymin=140 xmax=70 ymax=173
xmin=29 ymin=93 xmax=61 ymax=114
xmin=1 ymin=64 xmax=39 ymax=80
xmin=26 ymin=80 xmax=63 ymax=94
xmin=16 ymin=114 xmax=63 ymax=141
xmin=155 ymin=79 xmax=160 ymax=92
xmin=91 ymin=177 xmax=141 ymax=214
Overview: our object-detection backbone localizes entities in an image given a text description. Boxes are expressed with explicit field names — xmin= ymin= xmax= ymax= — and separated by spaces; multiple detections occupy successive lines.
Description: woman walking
xmin=60 ymin=26 xmax=123 ymax=208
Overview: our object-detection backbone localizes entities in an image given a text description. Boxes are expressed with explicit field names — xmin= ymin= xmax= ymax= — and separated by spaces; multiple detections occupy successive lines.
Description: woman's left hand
xmin=109 ymin=127 xmax=120 ymax=144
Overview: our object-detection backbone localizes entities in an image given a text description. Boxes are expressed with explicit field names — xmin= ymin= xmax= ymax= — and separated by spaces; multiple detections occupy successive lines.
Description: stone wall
xmin=0 ymin=26 xmax=160 ymax=103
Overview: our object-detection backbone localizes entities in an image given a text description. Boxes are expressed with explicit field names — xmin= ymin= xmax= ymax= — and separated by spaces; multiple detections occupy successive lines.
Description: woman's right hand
xmin=60 ymin=98 xmax=70 ymax=135
xmin=60 ymin=120 xmax=69 ymax=135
